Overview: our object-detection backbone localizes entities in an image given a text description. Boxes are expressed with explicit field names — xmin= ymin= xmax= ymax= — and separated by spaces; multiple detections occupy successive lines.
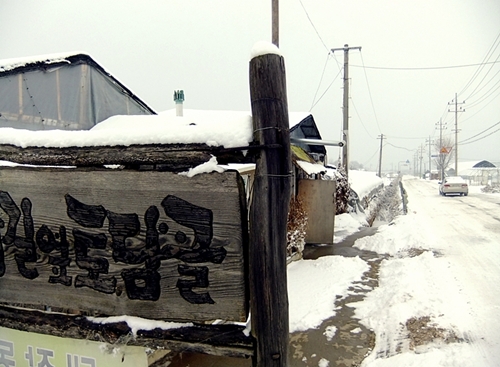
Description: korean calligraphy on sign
xmin=0 ymin=168 xmax=247 ymax=322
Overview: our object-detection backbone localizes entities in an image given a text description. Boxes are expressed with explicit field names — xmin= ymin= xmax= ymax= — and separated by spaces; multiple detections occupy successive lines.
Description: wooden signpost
xmin=0 ymin=168 xmax=248 ymax=322
xmin=0 ymin=49 xmax=291 ymax=367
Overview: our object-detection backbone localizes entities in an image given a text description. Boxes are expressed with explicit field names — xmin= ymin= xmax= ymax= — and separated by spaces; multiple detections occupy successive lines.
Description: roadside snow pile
xmin=353 ymin=215 xmax=427 ymax=256
xmin=481 ymin=183 xmax=500 ymax=193
xmin=288 ymin=255 xmax=369 ymax=333
xmin=349 ymin=170 xmax=384 ymax=204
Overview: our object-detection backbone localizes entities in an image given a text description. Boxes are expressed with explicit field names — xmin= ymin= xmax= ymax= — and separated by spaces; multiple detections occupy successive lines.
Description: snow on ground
xmin=286 ymin=170 xmax=383 ymax=334
xmin=287 ymin=173 xmax=500 ymax=366
xmin=287 ymin=255 xmax=368 ymax=333
xmin=350 ymin=176 xmax=500 ymax=367
xmin=333 ymin=212 xmax=369 ymax=243
xmin=349 ymin=170 xmax=384 ymax=200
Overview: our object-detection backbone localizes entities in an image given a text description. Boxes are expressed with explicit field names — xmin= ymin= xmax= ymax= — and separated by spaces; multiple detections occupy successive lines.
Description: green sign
xmin=0 ymin=327 xmax=147 ymax=367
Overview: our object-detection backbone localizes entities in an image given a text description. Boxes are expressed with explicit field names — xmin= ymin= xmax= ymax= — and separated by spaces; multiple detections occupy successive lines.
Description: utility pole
xmin=413 ymin=151 xmax=418 ymax=176
xmin=425 ymin=136 xmax=432 ymax=179
xmin=272 ymin=0 xmax=279 ymax=46
xmin=377 ymin=134 xmax=385 ymax=177
xmin=435 ymin=118 xmax=447 ymax=180
xmin=419 ymin=144 xmax=424 ymax=178
xmin=331 ymin=44 xmax=361 ymax=180
xmin=448 ymin=93 xmax=465 ymax=175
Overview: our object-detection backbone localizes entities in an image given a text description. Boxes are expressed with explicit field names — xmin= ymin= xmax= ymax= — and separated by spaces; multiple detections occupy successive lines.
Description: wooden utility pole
xmin=427 ymin=136 xmax=432 ymax=178
xmin=448 ymin=93 xmax=465 ymax=175
xmin=249 ymin=51 xmax=291 ymax=367
xmin=272 ymin=0 xmax=279 ymax=46
xmin=435 ymin=118 xmax=447 ymax=180
xmin=419 ymin=144 xmax=424 ymax=178
xmin=331 ymin=44 xmax=361 ymax=179
xmin=377 ymin=134 xmax=384 ymax=177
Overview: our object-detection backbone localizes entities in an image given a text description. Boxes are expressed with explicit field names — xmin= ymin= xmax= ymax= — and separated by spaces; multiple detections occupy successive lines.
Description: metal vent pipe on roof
xmin=174 ymin=90 xmax=184 ymax=117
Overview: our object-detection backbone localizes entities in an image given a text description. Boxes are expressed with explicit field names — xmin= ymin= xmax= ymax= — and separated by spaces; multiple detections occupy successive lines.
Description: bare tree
xmin=433 ymin=136 xmax=455 ymax=179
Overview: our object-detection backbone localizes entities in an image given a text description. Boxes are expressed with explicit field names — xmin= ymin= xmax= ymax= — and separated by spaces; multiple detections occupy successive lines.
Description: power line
xmin=458 ymin=30 xmax=500 ymax=97
xmin=362 ymin=146 xmax=380 ymax=166
xmin=351 ymin=60 xmax=500 ymax=71
xmin=384 ymin=135 xmax=429 ymax=140
xmin=463 ymin=51 xmax=500 ymax=101
xmin=460 ymin=128 xmax=500 ymax=145
xmin=385 ymin=142 xmax=417 ymax=152
xmin=310 ymin=53 xmax=335 ymax=110
xmin=359 ymin=51 xmax=381 ymax=134
xmin=309 ymin=66 xmax=342 ymax=111
xmin=350 ymin=97 xmax=375 ymax=139
xmin=459 ymin=120 xmax=500 ymax=144
xmin=297 ymin=0 xmax=329 ymax=52
xmin=465 ymin=74 xmax=500 ymax=109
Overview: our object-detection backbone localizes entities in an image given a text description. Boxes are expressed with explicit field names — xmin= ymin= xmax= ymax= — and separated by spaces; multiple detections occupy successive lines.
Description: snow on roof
xmin=0 ymin=108 xmax=312 ymax=149
xmin=162 ymin=109 xmax=310 ymax=128
xmin=457 ymin=160 xmax=497 ymax=176
xmin=0 ymin=111 xmax=253 ymax=148
xmin=0 ymin=51 xmax=87 ymax=73
xmin=296 ymin=160 xmax=327 ymax=175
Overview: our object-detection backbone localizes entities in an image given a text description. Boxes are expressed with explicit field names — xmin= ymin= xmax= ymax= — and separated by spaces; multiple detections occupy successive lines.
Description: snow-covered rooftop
xmin=0 ymin=109 xmax=313 ymax=149
xmin=0 ymin=51 xmax=87 ymax=73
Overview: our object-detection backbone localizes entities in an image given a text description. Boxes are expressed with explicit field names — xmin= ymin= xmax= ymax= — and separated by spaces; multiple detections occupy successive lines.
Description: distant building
xmin=456 ymin=160 xmax=498 ymax=185
xmin=0 ymin=52 xmax=155 ymax=131
xmin=289 ymin=112 xmax=327 ymax=164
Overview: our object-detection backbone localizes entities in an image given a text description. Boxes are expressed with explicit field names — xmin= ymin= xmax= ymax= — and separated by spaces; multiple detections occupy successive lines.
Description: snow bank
xmin=353 ymin=214 xmax=427 ymax=255
xmin=288 ymin=256 xmax=369 ymax=332
xmin=349 ymin=170 xmax=384 ymax=200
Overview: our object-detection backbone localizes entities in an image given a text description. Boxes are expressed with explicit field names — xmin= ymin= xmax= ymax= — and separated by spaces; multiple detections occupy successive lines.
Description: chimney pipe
xmin=173 ymin=90 xmax=184 ymax=117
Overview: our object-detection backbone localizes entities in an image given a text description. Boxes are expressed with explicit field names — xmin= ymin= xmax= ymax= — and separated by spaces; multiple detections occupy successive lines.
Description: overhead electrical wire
xmin=385 ymin=142 xmax=416 ymax=152
xmin=458 ymin=30 xmax=500 ymax=98
xmin=351 ymin=60 xmax=500 ymax=71
xmin=362 ymin=147 xmax=380 ymax=166
xmin=350 ymin=97 xmax=375 ymax=139
xmin=310 ymin=53 xmax=333 ymax=110
xmin=359 ymin=51 xmax=382 ymax=134
xmin=464 ymin=74 xmax=500 ymax=109
xmin=459 ymin=120 xmax=500 ymax=145
xmin=309 ymin=66 xmax=342 ymax=111
xmin=463 ymin=51 xmax=500 ymax=101
xmin=383 ymin=135 xmax=430 ymax=140
xmin=298 ymin=0 xmax=330 ymax=52
xmin=459 ymin=128 xmax=500 ymax=145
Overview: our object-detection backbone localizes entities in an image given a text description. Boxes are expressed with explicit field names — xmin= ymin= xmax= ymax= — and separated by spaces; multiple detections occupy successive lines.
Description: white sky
xmin=0 ymin=0 xmax=499 ymax=170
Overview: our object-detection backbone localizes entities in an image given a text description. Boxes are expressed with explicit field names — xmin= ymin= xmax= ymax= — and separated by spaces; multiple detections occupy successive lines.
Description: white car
xmin=439 ymin=176 xmax=468 ymax=196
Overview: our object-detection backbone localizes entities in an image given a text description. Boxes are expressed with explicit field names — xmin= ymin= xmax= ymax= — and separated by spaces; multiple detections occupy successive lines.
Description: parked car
xmin=439 ymin=176 xmax=469 ymax=196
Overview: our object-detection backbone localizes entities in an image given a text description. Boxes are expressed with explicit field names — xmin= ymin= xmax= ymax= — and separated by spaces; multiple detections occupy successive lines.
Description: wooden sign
xmin=0 ymin=167 xmax=248 ymax=322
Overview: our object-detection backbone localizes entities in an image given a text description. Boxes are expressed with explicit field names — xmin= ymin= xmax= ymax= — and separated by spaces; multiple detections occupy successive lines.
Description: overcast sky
xmin=1 ymin=0 xmax=499 ymax=171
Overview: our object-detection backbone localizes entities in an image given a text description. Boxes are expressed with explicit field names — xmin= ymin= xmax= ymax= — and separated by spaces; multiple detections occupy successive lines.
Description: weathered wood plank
xmin=0 ymin=167 xmax=248 ymax=322
xmin=0 ymin=143 xmax=254 ymax=170
xmin=0 ymin=305 xmax=254 ymax=358
xmin=249 ymin=52 xmax=291 ymax=366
